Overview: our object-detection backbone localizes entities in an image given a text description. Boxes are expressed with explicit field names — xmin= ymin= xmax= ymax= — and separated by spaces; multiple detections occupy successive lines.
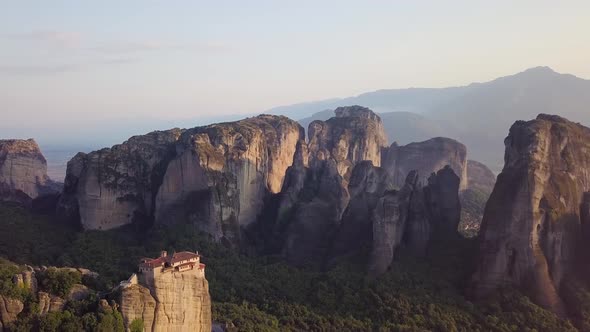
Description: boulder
xmin=0 ymin=295 xmax=23 ymax=328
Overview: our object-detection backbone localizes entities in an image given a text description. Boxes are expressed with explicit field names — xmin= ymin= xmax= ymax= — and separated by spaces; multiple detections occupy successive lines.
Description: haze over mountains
xmin=277 ymin=66 xmax=590 ymax=171
xmin=13 ymin=66 xmax=590 ymax=181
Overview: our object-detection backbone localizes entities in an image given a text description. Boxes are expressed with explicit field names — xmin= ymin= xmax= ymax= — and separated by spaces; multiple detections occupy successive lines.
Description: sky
xmin=1 ymin=1 xmax=589 ymax=146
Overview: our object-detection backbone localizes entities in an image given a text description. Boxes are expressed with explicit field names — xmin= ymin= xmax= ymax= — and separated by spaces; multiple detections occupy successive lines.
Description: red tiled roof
xmin=170 ymin=251 xmax=200 ymax=264
xmin=140 ymin=256 xmax=166 ymax=268
xmin=140 ymin=251 xmax=200 ymax=268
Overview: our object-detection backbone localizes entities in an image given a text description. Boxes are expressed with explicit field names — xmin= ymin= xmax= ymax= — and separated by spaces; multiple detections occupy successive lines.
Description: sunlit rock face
xmin=307 ymin=105 xmax=388 ymax=182
xmin=382 ymin=137 xmax=468 ymax=191
xmin=154 ymin=115 xmax=303 ymax=244
xmin=57 ymin=129 xmax=182 ymax=230
xmin=471 ymin=114 xmax=590 ymax=316
xmin=58 ymin=115 xmax=303 ymax=245
xmin=0 ymin=139 xmax=60 ymax=205
xmin=120 ymin=261 xmax=211 ymax=332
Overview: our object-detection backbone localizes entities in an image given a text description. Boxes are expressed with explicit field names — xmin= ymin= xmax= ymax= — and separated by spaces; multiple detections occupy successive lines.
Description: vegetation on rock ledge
xmin=0 ymin=203 xmax=587 ymax=331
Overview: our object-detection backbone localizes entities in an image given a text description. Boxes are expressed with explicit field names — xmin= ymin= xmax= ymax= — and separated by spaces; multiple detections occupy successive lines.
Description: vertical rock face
xmin=368 ymin=167 xmax=461 ymax=278
xmin=120 ymin=284 xmax=156 ymax=331
xmin=471 ymin=114 xmax=590 ymax=316
xmin=148 ymin=270 xmax=211 ymax=332
xmin=424 ymin=166 xmax=462 ymax=235
xmin=155 ymin=115 xmax=303 ymax=243
xmin=331 ymin=161 xmax=394 ymax=259
xmin=382 ymin=137 xmax=468 ymax=191
xmin=58 ymin=129 xmax=182 ymax=230
xmin=459 ymin=160 xmax=496 ymax=237
xmin=120 ymin=254 xmax=211 ymax=332
xmin=466 ymin=160 xmax=496 ymax=194
xmin=58 ymin=115 xmax=303 ymax=243
xmin=0 ymin=295 xmax=24 ymax=329
xmin=308 ymin=105 xmax=387 ymax=181
xmin=281 ymin=158 xmax=350 ymax=266
xmin=0 ymin=139 xmax=59 ymax=205
xmin=277 ymin=107 xmax=387 ymax=265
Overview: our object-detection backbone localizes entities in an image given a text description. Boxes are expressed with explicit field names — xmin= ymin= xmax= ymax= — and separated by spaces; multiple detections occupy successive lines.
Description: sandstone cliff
xmin=466 ymin=160 xmax=496 ymax=194
xmin=120 ymin=268 xmax=211 ymax=331
xmin=58 ymin=115 xmax=303 ymax=244
xmin=155 ymin=115 xmax=303 ymax=243
xmin=368 ymin=166 xmax=461 ymax=277
xmin=0 ymin=295 xmax=24 ymax=330
xmin=458 ymin=160 xmax=496 ymax=237
xmin=381 ymin=137 xmax=468 ymax=191
xmin=471 ymin=114 xmax=590 ymax=316
xmin=278 ymin=106 xmax=387 ymax=265
xmin=330 ymin=161 xmax=394 ymax=260
xmin=307 ymin=105 xmax=387 ymax=181
xmin=58 ymin=129 xmax=182 ymax=229
xmin=0 ymin=139 xmax=60 ymax=206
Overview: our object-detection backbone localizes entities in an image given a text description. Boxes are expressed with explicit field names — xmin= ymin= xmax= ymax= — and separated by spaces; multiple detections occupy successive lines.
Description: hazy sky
xmin=1 ymin=1 xmax=589 ymax=144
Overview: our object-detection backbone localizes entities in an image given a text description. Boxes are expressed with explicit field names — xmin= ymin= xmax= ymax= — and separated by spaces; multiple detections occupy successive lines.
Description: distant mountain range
xmin=273 ymin=67 xmax=590 ymax=171
xmin=30 ymin=66 xmax=590 ymax=177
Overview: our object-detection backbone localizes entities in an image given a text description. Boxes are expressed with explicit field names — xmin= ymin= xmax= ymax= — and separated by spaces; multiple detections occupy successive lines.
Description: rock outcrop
xmin=459 ymin=160 xmax=496 ymax=237
xmin=0 ymin=139 xmax=60 ymax=206
xmin=0 ymin=295 xmax=24 ymax=330
xmin=307 ymin=105 xmax=387 ymax=181
xmin=120 ymin=252 xmax=211 ymax=332
xmin=330 ymin=161 xmax=394 ymax=260
xmin=381 ymin=137 xmax=468 ymax=191
xmin=58 ymin=129 xmax=182 ymax=229
xmin=58 ymin=115 xmax=303 ymax=244
xmin=466 ymin=160 xmax=496 ymax=194
xmin=368 ymin=166 xmax=461 ymax=277
xmin=471 ymin=114 xmax=590 ymax=316
xmin=155 ymin=115 xmax=303 ymax=243
xmin=37 ymin=292 xmax=66 ymax=314
xmin=120 ymin=283 xmax=157 ymax=331
xmin=277 ymin=106 xmax=387 ymax=265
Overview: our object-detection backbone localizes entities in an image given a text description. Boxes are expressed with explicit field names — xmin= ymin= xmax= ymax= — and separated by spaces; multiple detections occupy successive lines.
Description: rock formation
xmin=58 ymin=129 xmax=182 ymax=229
xmin=330 ymin=161 xmax=394 ymax=260
xmin=58 ymin=115 xmax=303 ymax=244
xmin=0 ymin=295 xmax=24 ymax=330
xmin=307 ymin=105 xmax=387 ymax=181
xmin=459 ymin=160 xmax=496 ymax=237
xmin=0 ymin=139 xmax=60 ymax=206
xmin=471 ymin=114 xmax=590 ymax=316
xmin=155 ymin=115 xmax=303 ymax=243
xmin=277 ymin=106 xmax=387 ymax=265
xmin=368 ymin=166 xmax=461 ymax=278
xmin=381 ymin=137 xmax=468 ymax=191
xmin=466 ymin=160 xmax=496 ymax=194
xmin=119 ymin=251 xmax=211 ymax=332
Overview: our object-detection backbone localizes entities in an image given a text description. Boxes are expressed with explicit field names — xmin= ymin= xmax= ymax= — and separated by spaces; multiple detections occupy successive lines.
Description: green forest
xmin=1 ymin=203 xmax=589 ymax=331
